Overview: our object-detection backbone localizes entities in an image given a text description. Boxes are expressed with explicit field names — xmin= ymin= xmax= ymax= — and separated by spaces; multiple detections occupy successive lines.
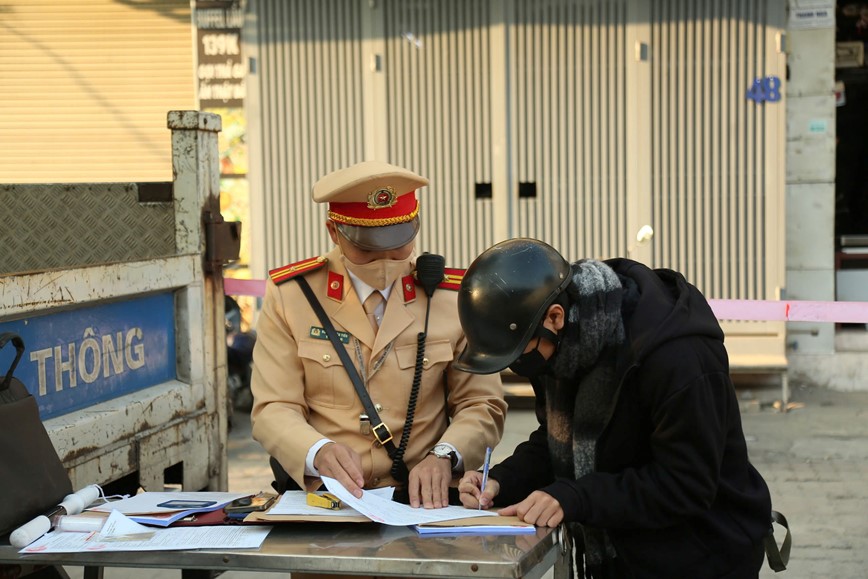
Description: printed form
xmin=19 ymin=510 xmax=271 ymax=553
xmin=321 ymin=476 xmax=495 ymax=526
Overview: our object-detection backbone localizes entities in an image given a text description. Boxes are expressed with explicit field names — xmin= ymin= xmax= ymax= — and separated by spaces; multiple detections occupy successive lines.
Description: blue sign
xmin=0 ymin=293 xmax=176 ymax=419
xmin=746 ymin=76 xmax=781 ymax=104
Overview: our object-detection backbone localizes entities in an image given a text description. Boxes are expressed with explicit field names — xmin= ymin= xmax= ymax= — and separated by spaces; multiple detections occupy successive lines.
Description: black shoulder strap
xmin=764 ymin=510 xmax=792 ymax=572
xmin=294 ymin=277 xmax=409 ymax=483
xmin=0 ymin=332 xmax=25 ymax=391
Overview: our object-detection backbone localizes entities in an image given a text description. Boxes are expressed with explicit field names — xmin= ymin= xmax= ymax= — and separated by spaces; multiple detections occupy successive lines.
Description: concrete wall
xmin=785 ymin=2 xmax=868 ymax=390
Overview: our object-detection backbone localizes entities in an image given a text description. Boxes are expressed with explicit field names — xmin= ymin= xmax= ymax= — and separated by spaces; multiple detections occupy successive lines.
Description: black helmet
xmin=454 ymin=238 xmax=572 ymax=374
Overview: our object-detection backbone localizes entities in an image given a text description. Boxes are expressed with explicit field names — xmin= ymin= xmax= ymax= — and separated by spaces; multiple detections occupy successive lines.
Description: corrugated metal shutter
xmin=382 ymin=0 xmax=496 ymax=267
xmin=0 ymin=0 xmax=195 ymax=183
xmin=505 ymin=0 xmax=785 ymax=303
xmin=638 ymin=0 xmax=787 ymax=367
xmin=645 ymin=0 xmax=785 ymax=301
xmin=246 ymin=1 xmax=785 ymax=306
xmin=510 ymin=0 xmax=629 ymax=262
xmin=379 ymin=0 xmax=632 ymax=267
xmin=246 ymin=0 xmax=366 ymax=270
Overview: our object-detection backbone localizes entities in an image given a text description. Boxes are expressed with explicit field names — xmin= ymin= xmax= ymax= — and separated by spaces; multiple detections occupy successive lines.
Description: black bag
xmin=0 ymin=332 xmax=73 ymax=536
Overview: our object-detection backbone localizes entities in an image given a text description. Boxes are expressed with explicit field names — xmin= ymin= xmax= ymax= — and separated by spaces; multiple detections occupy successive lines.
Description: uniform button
xmin=322 ymin=354 xmax=331 ymax=362
xmin=375 ymin=403 xmax=383 ymax=412
xmin=423 ymin=357 xmax=430 ymax=366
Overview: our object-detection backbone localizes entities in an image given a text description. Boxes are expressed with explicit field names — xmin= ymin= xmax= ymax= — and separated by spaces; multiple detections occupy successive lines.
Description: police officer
xmin=454 ymin=238 xmax=774 ymax=578
xmin=250 ymin=161 xmax=506 ymax=509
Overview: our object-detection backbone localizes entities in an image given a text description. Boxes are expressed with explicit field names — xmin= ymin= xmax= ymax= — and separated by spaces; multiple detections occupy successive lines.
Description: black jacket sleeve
xmin=489 ymin=381 xmax=556 ymax=505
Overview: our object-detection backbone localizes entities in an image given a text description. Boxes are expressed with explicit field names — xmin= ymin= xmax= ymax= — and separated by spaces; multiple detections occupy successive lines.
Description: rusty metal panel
xmin=41 ymin=378 xmax=219 ymax=492
xmin=138 ymin=412 xmax=213 ymax=492
xmin=0 ymin=112 xmax=228 ymax=493
xmin=0 ymin=257 xmax=197 ymax=319
xmin=0 ymin=183 xmax=175 ymax=275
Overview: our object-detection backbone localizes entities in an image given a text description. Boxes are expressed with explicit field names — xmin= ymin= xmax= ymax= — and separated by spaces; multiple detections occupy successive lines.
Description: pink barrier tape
xmin=224 ymin=277 xmax=266 ymax=298
xmin=223 ymin=278 xmax=868 ymax=324
xmin=708 ymin=299 xmax=868 ymax=323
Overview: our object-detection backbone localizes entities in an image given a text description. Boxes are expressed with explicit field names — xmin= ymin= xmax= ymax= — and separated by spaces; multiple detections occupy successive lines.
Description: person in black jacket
xmin=453 ymin=238 xmax=773 ymax=579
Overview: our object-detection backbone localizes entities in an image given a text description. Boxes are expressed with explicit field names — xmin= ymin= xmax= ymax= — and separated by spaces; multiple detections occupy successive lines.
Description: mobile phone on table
xmin=156 ymin=499 xmax=218 ymax=509
xmin=224 ymin=492 xmax=277 ymax=514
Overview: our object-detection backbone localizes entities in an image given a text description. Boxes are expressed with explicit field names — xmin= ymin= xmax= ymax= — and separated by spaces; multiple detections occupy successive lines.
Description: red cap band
xmin=328 ymin=191 xmax=419 ymax=227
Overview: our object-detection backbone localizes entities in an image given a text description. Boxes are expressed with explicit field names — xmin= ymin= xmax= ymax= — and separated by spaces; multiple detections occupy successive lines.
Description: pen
xmin=479 ymin=446 xmax=492 ymax=510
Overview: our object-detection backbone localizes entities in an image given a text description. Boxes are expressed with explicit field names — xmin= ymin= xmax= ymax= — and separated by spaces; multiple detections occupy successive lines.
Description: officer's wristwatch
xmin=429 ymin=443 xmax=458 ymax=469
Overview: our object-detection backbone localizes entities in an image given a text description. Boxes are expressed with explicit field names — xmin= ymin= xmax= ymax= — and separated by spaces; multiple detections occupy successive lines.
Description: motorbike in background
xmin=225 ymin=296 xmax=256 ymax=423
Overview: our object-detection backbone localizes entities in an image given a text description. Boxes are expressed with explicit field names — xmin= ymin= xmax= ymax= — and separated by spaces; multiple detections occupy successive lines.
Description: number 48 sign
xmin=746 ymin=76 xmax=782 ymax=104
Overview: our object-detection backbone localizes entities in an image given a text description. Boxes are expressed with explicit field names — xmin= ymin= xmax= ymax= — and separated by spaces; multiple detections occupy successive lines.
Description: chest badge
xmin=310 ymin=326 xmax=349 ymax=344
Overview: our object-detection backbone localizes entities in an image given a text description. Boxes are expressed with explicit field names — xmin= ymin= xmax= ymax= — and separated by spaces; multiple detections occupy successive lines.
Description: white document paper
xmin=20 ymin=510 xmax=272 ymax=554
xmin=321 ymin=476 xmax=496 ymax=526
xmin=268 ymin=487 xmax=393 ymax=517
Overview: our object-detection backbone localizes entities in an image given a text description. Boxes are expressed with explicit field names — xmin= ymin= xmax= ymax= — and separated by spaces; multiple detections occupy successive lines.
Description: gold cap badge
xmin=367 ymin=187 xmax=398 ymax=209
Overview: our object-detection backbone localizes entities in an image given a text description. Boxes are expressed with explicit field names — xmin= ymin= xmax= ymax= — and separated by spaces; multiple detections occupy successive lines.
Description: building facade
xmin=244 ymin=0 xmax=803 ymax=385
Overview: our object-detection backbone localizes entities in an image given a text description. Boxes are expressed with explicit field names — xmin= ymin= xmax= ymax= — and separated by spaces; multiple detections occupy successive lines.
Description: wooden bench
xmin=728 ymin=354 xmax=790 ymax=411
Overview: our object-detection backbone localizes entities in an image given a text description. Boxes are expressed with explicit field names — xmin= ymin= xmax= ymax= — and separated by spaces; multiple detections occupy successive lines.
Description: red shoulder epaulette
xmin=439 ymin=268 xmax=465 ymax=290
xmin=269 ymin=256 xmax=327 ymax=285
xmin=415 ymin=267 xmax=465 ymax=291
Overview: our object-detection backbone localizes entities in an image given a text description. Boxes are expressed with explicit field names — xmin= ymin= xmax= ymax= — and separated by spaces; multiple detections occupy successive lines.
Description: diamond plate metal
xmin=1 ymin=183 xmax=174 ymax=275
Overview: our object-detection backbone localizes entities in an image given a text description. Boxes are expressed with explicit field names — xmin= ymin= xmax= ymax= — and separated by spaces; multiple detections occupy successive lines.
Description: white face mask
xmin=340 ymin=253 xmax=415 ymax=291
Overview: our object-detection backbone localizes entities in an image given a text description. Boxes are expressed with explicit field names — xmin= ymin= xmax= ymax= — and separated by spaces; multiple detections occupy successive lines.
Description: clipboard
xmin=414 ymin=515 xmax=536 ymax=535
xmin=244 ymin=511 xmax=371 ymax=524
xmin=416 ymin=515 xmax=533 ymax=528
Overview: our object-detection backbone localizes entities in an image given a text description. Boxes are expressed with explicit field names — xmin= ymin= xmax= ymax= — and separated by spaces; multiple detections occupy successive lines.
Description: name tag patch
xmin=309 ymin=326 xmax=349 ymax=344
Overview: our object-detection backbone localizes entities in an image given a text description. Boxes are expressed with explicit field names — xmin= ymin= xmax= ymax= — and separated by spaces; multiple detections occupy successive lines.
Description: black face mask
xmin=508 ymin=346 xmax=550 ymax=378
xmin=508 ymin=326 xmax=560 ymax=378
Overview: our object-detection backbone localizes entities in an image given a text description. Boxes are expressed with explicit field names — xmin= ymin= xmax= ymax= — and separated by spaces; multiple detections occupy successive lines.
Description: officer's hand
xmin=407 ymin=453 xmax=452 ymax=509
xmin=498 ymin=490 xmax=563 ymax=527
xmin=458 ymin=470 xmax=500 ymax=509
xmin=313 ymin=442 xmax=365 ymax=498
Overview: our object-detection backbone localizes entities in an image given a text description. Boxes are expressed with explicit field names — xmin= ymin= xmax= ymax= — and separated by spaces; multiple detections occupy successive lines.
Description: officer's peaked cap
xmin=313 ymin=161 xmax=429 ymax=251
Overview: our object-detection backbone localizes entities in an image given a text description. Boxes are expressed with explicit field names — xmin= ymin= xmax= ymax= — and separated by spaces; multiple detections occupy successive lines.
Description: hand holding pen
xmin=478 ymin=447 xmax=492 ymax=510
xmin=457 ymin=447 xmax=500 ymax=510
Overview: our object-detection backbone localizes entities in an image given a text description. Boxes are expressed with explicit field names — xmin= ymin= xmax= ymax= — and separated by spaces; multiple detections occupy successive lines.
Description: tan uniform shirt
xmin=250 ymin=247 xmax=507 ymax=491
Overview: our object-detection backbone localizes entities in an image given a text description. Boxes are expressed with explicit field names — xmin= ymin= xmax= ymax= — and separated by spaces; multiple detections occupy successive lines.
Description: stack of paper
xmin=320 ymin=476 xmax=498 ymax=526
xmin=18 ymin=510 xmax=272 ymax=554
xmin=414 ymin=516 xmax=536 ymax=535
xmin=88 ymin=491 xmax=249 ymax=527
xmin=250 ymin=477 xmax=535 ymax=535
